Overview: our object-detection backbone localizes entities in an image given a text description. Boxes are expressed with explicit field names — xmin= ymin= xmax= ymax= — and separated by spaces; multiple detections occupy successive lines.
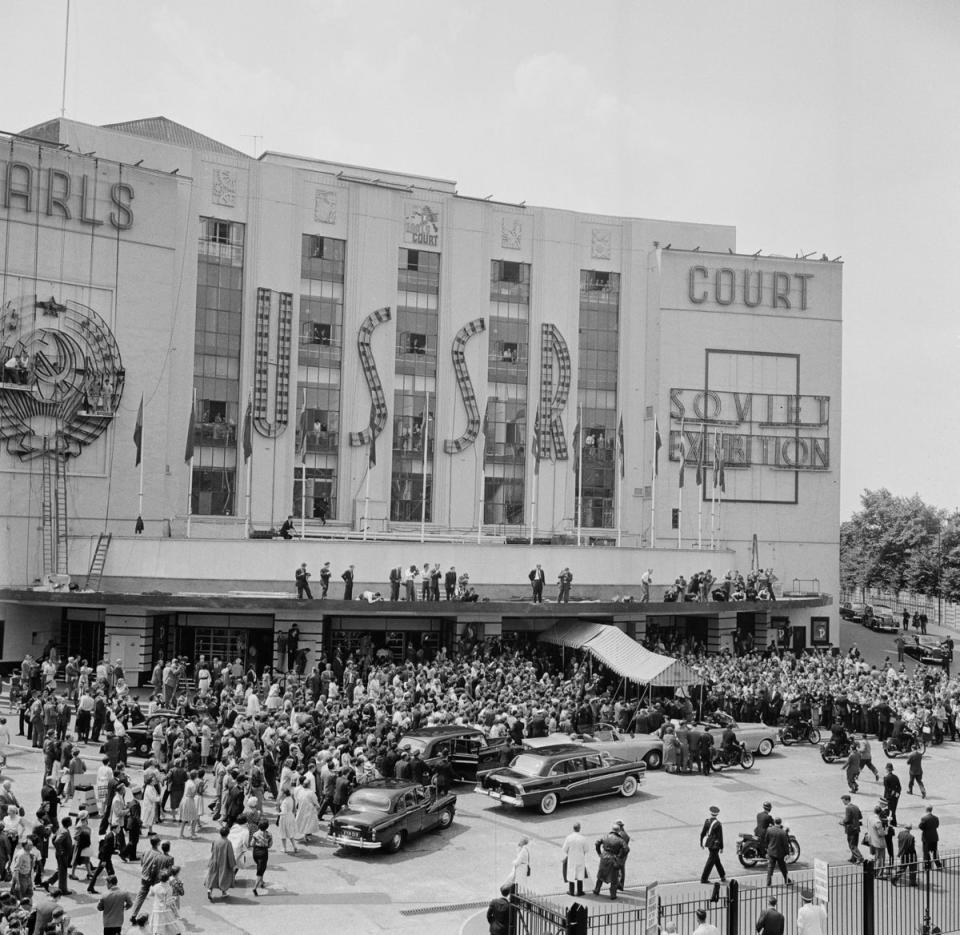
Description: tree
xmin=841 ymin=489 xmax=959 ymax=599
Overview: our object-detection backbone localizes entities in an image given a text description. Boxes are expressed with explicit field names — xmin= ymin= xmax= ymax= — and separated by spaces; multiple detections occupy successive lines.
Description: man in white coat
xmin=561 ymin=822 xmax=590 ymax=897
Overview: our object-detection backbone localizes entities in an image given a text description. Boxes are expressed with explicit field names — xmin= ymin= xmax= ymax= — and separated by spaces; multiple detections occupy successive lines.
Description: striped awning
xmin=538 ymin=620 xmax=699 ymax=688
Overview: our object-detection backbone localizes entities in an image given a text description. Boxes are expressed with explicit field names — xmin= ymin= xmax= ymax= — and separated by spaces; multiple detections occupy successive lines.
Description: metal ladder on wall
xmin=40 ymin=452 xmax=70 ymax=576
xmin=84 ymin=532 xmax=112 ymax=591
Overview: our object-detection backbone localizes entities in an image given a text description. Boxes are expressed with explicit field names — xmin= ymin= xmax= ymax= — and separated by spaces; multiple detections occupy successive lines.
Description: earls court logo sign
xmin=404 ymin=203 xmax=440 ymax=247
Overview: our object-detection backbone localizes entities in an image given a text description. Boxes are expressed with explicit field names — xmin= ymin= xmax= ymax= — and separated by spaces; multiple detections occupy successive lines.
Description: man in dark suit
xmin=699 ymin=805 xmax=726 ymax=884
xmin=755 ymin=895 xmax=785 ymax=935
xmin=42 ymin=817 xmax=73 ymax=895
xmin=486 ymin=883 xmax=511 ymax=934
xmin=764 ymin=817 xmax=792 ymax=886
xmin=918 ymin=806 xmax=942 ymax=870
xmin=445 ymin=567 xmax=457 ymax=600
xmin=892 ymin=823 xmax=918 ymax=886
xmin=389 ymin=566 xmax=402 ymax=602
xmin=528 ymin=565 xmax=545 ymax=602
xmin=97 ymin=875 xmax=133 ymax=935
xmin=341 ymin=565 xmax=355 ymax=600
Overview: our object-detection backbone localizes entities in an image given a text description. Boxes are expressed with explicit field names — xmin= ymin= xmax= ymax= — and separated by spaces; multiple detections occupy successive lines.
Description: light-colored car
xmin=524 ymin=723 xmax=665 ymax=769
xmin=695 ymin=712 xmax=780 ymax=757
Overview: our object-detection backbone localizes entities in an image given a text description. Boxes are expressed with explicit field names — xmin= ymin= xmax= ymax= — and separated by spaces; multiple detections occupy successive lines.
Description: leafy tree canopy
xmin=841 ymin=489 xmax=960 ymax=599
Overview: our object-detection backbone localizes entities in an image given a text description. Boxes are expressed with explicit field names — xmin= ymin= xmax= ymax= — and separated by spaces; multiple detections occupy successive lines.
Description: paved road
xmin=3 ymin=694 xmax=957 ymax=935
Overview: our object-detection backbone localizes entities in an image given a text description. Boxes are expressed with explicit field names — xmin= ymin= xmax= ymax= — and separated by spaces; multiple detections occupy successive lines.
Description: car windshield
xmin=508 ymin=754 xmax=549 ymax=777
xmin=345 ymin=790 xmax=392 ymax=812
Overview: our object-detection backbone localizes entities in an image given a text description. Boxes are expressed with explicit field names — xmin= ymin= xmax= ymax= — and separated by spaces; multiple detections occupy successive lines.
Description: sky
xmin=3 ymin=0 xmax=959 ymax=519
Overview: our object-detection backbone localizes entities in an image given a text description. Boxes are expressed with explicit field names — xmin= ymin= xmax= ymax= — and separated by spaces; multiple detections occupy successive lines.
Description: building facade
xmin=0 ymin=117 xmax=841 ymax=678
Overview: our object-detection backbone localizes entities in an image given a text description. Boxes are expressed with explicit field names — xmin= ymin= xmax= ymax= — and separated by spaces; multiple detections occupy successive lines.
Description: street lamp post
xmin=938 ymin=525 xmax=943 ymax=626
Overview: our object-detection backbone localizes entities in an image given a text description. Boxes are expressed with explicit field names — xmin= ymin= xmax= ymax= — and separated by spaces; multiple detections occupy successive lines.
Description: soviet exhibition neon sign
xmin=669 ymin=388 xmax=829 ymax=471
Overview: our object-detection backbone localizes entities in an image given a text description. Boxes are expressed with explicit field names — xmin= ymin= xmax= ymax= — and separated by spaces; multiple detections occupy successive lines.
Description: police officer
xmin=593 ymin=825 xmax=626 ymax=900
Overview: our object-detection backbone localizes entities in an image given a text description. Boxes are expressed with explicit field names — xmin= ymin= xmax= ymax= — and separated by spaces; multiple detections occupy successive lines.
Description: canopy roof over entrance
xmin=538 ymin=620 xmax=699 ymax=688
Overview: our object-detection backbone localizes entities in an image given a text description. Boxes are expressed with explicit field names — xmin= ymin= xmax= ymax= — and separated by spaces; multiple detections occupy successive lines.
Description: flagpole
xmin=138 ymin=432 xmax=144 ymax=524
xmin=530 ymin=471 xmax=537 ymax=546
xmin=576 ymin=404 xmax=583 ymax=547
xmin=616 ymin=412 xmax=622 ymax=548
xmin=186 ymin=388 xmax=196 ymax=539
xmin=710 ymin=428 xmax=717 ymax=550
xmin=650 ymin=453 xmax=656 ymax=549
xmin=363 ymin=459 xmax=371 ymax=541
xmin=420 ymin=387 xmax=429 ymax=544
xmin=677 ymin=419 xmax=684 ymax=551
xmin=477 ymin=429 xmax=484 ymax=545
xmin=244 ymin=393 xmax=252 ymax=538
xmin=717 ymin=432 xmax=724 ymax=548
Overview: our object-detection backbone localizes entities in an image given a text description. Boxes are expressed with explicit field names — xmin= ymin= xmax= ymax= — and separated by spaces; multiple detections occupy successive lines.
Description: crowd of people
xmin=1 ymin=613 xmax=958 ymax=934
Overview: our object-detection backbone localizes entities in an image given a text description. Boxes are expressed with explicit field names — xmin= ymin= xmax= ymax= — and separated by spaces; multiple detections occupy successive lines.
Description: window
xmin=311 ymin=322 xmax=331 ymax=346
xmin=407 ymin=332 xmax=426 ymax=355
xmin=501 ymin=261 xmax=520 ymax=283
xmin=210 ymin=221 xmax=231 ymax=245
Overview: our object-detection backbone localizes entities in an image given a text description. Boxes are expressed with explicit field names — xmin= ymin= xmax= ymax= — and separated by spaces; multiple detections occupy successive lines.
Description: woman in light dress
xmin=278 ymin=759 xmax=297 ymax=797
xmin=227 ymin=815 xmax=251 ymax=872
xmin=277 ymin=788 xmax=298 ymax=854
xmin=149 ymin=868 xmax=183 ymax=935
xmin=293 ymin=776 xmax=320 ymax=842
xmin=178 ymin=770 xmax=200 ymax=838
xmin=142 ymin=779 xmax=161 ymax=834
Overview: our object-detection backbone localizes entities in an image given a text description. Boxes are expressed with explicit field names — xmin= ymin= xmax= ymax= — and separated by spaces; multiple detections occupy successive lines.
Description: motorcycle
xmin=882 ymin=731 xmax=926 ymax=758
xmin=736 ymin=831 xmax=801 ymax=868
xmin=819 ymin=735 xmax=855 ymax=763
xmin=710 ymin=743 xmax=755 ymax=771
xmin=779 ymin=720 xmax=822 ymax=746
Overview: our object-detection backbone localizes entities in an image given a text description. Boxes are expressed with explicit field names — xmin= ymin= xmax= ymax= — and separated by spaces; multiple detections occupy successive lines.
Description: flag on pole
xmin=572 ymin=414 xmax=581 ymax=476
xmin=368 ymin=404 xmax=377 ymax=467
xmin=183 ymin=398 xmax=195 ymax=463
xmin=532 ymin=406 xmax=541 ymax=476
xmin=242 ymin=398 xmax=253 ymax=463
xmin=654 ymin=417 xmax=662 ymax=475
xmin=718 ymin=432 xmax=726 ymax=492
xmin=133 ymin=395 xmax=143 ymax=466
xmin=695 ymin=429 xmax=703 ymax=487
xmin=297 ymin=390 xmax=308 ymax=464
xmin=677 ymin=420 xmax=685 ymax=488
xmin=712 ymin=430 xmax=720 ymax=488
xmin=617 ymin=415 xmax=625 ymax=478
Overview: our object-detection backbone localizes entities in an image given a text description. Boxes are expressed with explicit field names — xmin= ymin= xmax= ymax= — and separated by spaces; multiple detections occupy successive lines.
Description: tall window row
xmin=391 ymin=249 xmax=438 ymax=521
xmin=576 ymin=270 xmax=620 ymax=528
xmin=294 ymin=235 xmax=345 ymax=520
xmin=191 ymin=218 xmax=245 ymax=516
xmin=484 ymin=260 xmax=530 ymax=526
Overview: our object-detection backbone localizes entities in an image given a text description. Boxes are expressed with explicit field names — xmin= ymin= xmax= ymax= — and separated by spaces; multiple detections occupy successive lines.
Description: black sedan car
xmin=123 ymin=711 xmax=185 ymax=758
xmin=399 ymin=726 xmax=519 ymax=781
xmin=903 ymin=635 xmax=951 ymax=665
xmin=474 ymin=742 xmax=645 ymax=815
xmin=329 ymin=780 xmax=457 ymax=853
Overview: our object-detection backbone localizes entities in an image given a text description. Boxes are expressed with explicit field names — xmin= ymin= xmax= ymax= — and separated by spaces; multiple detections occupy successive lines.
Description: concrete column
xmin=708 ymin=611 xmax=738 ymax=654
xmin=104 ymin=609 xmax=152 ymax=686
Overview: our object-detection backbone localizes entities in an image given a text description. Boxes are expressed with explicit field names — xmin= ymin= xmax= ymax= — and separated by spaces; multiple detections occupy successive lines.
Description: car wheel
xmin=539 ymin=792 xmax=558 ymax=815
xmin=757 ymin=738 xmax=774 ymax=757
xmin=619 ymin=775 xmax=638 ymax=797
xmin=437 ymin=807 xmax=454 ymax=829
xmin=643 ymin=749 xmax=663 ymax=770
xmin=136 ymin=742 xmax=149 ymax=757
xmin=384 ymin=830 xmax=404 ymax=853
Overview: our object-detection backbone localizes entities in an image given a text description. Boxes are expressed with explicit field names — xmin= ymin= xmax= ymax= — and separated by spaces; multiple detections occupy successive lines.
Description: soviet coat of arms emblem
xmin=0 ymin=296 xmax=124 ymax=459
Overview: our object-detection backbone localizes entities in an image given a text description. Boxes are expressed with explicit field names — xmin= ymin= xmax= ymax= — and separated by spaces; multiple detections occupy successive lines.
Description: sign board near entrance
xmin=645 ymin=881 xmax=658 ymax=935
xmin=813 ymin=858 xmax=829 ymax=903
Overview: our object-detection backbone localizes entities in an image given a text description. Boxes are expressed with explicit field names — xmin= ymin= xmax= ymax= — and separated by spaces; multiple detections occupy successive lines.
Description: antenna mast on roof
xmin=60 ymin=0 xmax=71 ymax=117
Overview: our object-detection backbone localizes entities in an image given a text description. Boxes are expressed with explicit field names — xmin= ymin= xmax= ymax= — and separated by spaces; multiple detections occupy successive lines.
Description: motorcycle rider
xmin=720 ymin=723 xmax=739 ymax=765
xmin=829 ymin=718 xmax=849 ymax=753
xmin=755 ymin=801 xmax=775 ymax=851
